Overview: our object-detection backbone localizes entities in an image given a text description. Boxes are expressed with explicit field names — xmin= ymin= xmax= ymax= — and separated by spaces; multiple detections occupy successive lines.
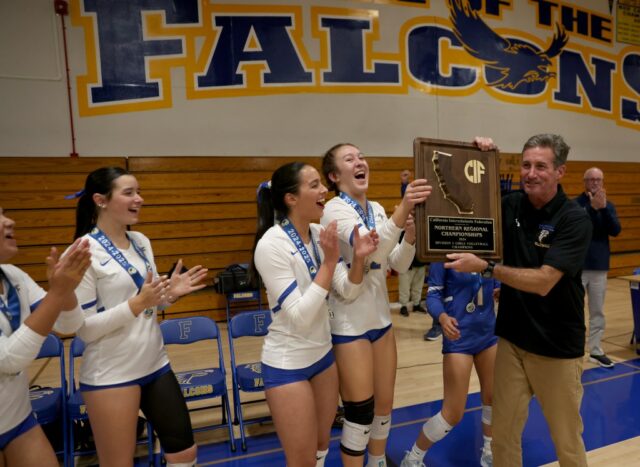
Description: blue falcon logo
xmin=448 ymin=0 xmax=568 ymax=90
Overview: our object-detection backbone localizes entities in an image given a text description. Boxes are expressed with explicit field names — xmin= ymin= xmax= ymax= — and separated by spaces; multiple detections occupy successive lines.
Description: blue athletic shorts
xmin=332 ymin=324 xmax=392 ymax=345
xmin=80 ymin=364 xmax=171 ymax=392
xmin=443 ymin=334 xmax=497 ymax=356
xmin=0 ymin=412 xmax=38 ymax=450
xmin=262 ymin=350 xmax=335 ymax=390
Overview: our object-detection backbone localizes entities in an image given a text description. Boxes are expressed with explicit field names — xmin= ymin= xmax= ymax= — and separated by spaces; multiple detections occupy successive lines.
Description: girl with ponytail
xmin=68 ymin=167 xmax=208 ymax=467
xmin=251 ymin=162 xmax=378 ymax=466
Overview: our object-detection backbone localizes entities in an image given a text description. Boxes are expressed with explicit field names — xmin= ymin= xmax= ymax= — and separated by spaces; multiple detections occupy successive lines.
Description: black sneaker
xmin=424 ymin=324 xmax=442 ymax=341
xmin=589 ymin=354 xmax=614 ymax=368
xmin=400 ymin=306 xmax=409 ymax=317
xmin=413 ymin=303 xmax=428 ymax=314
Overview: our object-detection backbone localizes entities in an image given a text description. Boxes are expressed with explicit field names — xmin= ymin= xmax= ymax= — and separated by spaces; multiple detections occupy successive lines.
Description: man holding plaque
xmin=445 ymin=134 xmax=591 ymax=467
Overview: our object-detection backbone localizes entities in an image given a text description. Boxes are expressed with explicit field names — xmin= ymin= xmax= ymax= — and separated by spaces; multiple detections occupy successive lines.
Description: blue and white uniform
xmin=72 ymin=231 xmax=168 ymax=386
xmin=254 ymin=223 xmax=364 ymax=370
xmin=0 ymin=265 xmax=84 ymax=436
xmin=427 ymin=262 xmax=498 ymax=355
xmin=320 ymin=196 xmax=415 ymax=336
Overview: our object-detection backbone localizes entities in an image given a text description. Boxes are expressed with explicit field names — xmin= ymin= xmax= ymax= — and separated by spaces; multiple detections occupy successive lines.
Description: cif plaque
xmin=414 ymin=138 xmax=502 ymax=262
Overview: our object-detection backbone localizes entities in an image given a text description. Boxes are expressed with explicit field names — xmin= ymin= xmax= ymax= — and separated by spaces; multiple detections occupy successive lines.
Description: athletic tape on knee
xmin=340 ymin=397 xmax=374 ymax=456
xmin=482 ymin=405 xmax=492 ymax=426
xmin=340 ymin=419 xmax=371 ymax=456
xmin=369 ymin=414 xmax=391 ymax=440
xmin=422 ymin=411 xmax=453 ymax=443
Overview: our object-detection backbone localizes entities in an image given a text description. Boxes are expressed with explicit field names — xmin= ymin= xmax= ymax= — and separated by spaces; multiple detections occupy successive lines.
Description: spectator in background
xmin=575 ymin=167 xmax=621 ymax=368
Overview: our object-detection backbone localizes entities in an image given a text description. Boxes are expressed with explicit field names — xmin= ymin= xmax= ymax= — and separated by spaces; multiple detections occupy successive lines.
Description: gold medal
xmin=466 ymin=302 xmax=476 ymax=313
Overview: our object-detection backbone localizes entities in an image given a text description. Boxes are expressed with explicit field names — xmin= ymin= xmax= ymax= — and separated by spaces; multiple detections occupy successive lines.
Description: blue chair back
xmin=161 ymin=316 xmax=219 ymax=344
xmin=70 ymin=337 xmax=85 ymax=359
xmin=36 ymin=333 xmax=63 ymax=359
xmin=229 ymin=310 xmax=271 ymax=338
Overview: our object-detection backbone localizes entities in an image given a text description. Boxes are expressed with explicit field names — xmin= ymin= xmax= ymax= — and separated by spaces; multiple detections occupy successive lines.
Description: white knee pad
xmin=166 ymin=462 xmax=195 ymax=467
xmin=340 ymin=419 xmax=371 ymax=456
xmin=482 ymin=405 xmax=492 ymax=426
xmin=369 ymin=414 xmax=391 ymax=440
xmin=422 ymin=411 xmax=453 ymax=443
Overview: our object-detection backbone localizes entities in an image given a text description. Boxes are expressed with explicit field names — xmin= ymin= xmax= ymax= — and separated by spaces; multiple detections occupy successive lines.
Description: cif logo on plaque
xmin=464 ymin=159 xmax=485 ymax=184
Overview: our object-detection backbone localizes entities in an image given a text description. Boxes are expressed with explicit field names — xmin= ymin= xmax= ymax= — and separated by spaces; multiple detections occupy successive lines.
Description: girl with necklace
xmin=320 ymin=143 xmax=431 ymax=467
xmin=0 ymin=207 xmax=90 ymax=466
xmin=70 ymin=167 xmax=207 ymax=467
xmin=251 ymin=162 xmax=379 ymax=466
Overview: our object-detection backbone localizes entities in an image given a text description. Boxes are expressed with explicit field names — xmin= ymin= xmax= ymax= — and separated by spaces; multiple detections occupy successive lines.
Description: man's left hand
xmin=444 ymin=252 xmax=487 ymax=273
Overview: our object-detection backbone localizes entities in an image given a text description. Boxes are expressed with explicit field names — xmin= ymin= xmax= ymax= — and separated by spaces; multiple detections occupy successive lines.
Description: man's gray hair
xmin=522 ymin=134 xmax=570 ymax=167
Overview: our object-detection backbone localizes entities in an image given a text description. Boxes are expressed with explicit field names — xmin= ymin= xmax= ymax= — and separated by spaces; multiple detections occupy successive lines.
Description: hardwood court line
xmin=195 ymin=358 xmax=640 ymax=466
xmin=583 ymin=368 xmax=640 ymax=387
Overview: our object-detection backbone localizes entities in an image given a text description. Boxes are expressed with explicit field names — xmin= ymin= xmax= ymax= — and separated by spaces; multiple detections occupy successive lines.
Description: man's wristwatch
xmin=481 ymin=260 xmax=496 ymax=278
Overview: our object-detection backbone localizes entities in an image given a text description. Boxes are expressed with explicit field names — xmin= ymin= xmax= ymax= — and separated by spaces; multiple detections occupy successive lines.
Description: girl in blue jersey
xmin=70 ymin=167 xmax=208 ymax=467
xmin=251 ymin=162 xmax=379 ymax=467
xmin=401 ymin=262 xmax=499 ymax=467
xmin=0 ymin=207 xmax=90 ymax=467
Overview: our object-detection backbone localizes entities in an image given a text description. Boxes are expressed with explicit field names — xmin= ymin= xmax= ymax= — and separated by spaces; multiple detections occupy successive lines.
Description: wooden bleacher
xmin=1 ymin=155 xmax=638 ymax=321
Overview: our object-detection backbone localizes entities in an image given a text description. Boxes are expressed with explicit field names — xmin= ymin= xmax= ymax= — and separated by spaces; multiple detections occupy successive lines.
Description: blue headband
xmin=64 ymin=189 xmax=85 ymax=200
xmin=257 ymin=180 xmax=271 ymax=194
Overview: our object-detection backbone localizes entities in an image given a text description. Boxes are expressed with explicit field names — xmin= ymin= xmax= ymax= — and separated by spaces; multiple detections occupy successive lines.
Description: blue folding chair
xmin=160 ymin=317 xmax=236 ymax=452
xmin=30 ymin=333 xmax=67 ymax=465
xmin=228 ymin=309 xmax=272 ymax=450
xmin=67 ymin=337 xmax=157 ymax=466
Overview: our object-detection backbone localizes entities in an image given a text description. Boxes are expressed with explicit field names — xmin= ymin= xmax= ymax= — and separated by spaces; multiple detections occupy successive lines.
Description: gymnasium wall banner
xmin=71 ymin=0 xmax=640 ymax=130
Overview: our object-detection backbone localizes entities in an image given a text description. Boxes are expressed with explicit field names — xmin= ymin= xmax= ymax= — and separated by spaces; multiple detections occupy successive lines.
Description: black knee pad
xmin=343 ymin=396 xmax=375 ymax=426
xmin=140 ymin=371 xmax=195 ymax=454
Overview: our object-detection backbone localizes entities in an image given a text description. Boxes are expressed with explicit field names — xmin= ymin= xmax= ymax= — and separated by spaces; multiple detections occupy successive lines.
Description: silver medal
xmin=466 ymin=302 xmax=476 ymax=313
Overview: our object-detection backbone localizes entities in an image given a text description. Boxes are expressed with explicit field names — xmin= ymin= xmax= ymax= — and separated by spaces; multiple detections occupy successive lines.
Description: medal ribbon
xmin=339 ymin=192 xmax=375 ymax=230
xmin=467 ymin=274 xmax=483 ymax=312
xmin=0 ymin=270 xmax=21 ymax=334
xmin=339 ymin=192 xmax=381 ymax=270
xmin=280 ymin=219 xmax=321 ymax=280
xmin=90 ymin=227 xmax=152 ymax=291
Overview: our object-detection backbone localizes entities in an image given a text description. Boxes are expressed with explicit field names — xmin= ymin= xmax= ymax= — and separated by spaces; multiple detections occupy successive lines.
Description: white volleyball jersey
xmin=73 ymin=231 xmax=168 ymax=386
xmin=321 ymin=197 xmax=415 ymax=336
xmin=255 ymin=223 xmax=363 ymax=369
xmin=0 ymin=264 xmax=83 ymax=434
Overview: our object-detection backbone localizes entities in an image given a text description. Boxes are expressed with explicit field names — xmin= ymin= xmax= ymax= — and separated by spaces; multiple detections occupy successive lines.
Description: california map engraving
xmin=432 ymin=150 xmax=474 ymax=214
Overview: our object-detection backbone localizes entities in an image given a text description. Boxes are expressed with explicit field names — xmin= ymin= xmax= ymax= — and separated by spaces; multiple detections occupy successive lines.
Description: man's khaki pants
xmin=492 ymin=338 xmax=588 ymax=467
